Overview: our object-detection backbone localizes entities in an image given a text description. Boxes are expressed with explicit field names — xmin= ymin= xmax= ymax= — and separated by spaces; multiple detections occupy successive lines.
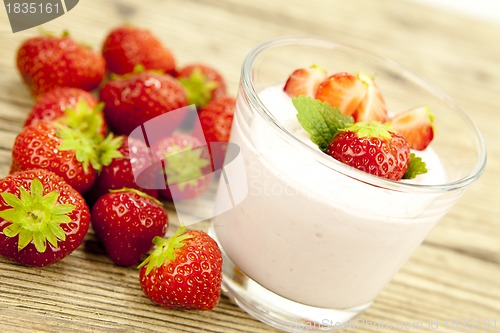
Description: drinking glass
xmin=209 ymin=37 xmax=486 ymax=332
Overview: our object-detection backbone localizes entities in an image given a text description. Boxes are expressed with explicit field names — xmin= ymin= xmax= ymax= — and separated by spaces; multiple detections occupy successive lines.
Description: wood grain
xmin=0 ymin=0 xmax=499 ymax=332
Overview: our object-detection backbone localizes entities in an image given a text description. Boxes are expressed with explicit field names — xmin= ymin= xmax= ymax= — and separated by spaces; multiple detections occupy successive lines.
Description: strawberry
xmin=91 ymin=188 xmax=168 ymax=266
xmin=25 ymin=87 xmax=97 ymax=125
xmin=100 ymin=71 xmax=188 ymax=136
xmin=315 ymin=72 xmax=368 ymax=116
xmin=11 ymin=121 xmax=122 ymax=194
xmin=388 ymin=106 xmax=434 ymax=151
xmin=16 ymin=32 xmax=105 ymax=96
xmin=138 ymin=226 xmax=222 ymax=310
xmin=293 ymin=92 xmax=428 ymax=181
xmin=197 ymin=96 xmax=236 ymax=143
xmin=353 ymin=73 xmax=388 ymax=123
xmin=177 ymin=63 xmax=227 ymax=108
xmin=284 ymin=65 xmax=328 ymax=98
xmin=102 ymin=26 xmax=176 ymax=75
xmin=0 ymin=169 xmax=90 ymax=266
xmin=327 ymin=122 xmax=410 ymax=180
xmin=87 ymin=136 xmax=158 ymax=203
xmin=24 ymin=87 xmax=107 ymax=137
xmin=152 ymin=134 xmax=213 ymax=201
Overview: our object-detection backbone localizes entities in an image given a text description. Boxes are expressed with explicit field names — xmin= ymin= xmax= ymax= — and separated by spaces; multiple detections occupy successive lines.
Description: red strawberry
xmin=198 ymin=97 xmax=235 ymax=143
xmin=102 ymin=26 xmax=176 ymax=75
xmin=25 ymin=87 xmax=97 ymax=124
xmin=24 ymin=87 xmax=107 ymax=137
xmin=87 ymin=136 xmax=158 ymax=203
xmin=388 ymin=106 xmax=434 ymax=151
xmin=91 ymin=188 xmax=168 ymax=266
xmin=0 ymin=169 xmax=90 ymax=266
xmin=11 ymin=121 xmax=122 ymax=194
xmin=327 ymin=122 xmax=410 ymax=180
xmin=100 ymin=71 xmax=188 ymax=136
xmin=16 ymin=33 xmax=105 ymax=96
xmin=315 ymin=72 xmax=367 ymax=116
xmin=177 ymin=63 xmax=227 ymax=108
xmin=283 ymin=65 xmax=328 ymax=98
xmin=152 ymin=134 xmax=213 ymax=201
xmin=138 ymin=226 xmax=222 ymax=310
xmin=353 ymin=73 xmax=388 ymax=123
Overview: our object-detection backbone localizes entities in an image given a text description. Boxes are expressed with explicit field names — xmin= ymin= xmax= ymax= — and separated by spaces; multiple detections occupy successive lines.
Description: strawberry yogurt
xmin=212 ymin=84 xmax=449 ymax=309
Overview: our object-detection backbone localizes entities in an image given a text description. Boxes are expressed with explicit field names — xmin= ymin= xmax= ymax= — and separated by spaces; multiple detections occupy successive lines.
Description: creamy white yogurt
xmin=212 ymin=85 xmax=449 ymax=309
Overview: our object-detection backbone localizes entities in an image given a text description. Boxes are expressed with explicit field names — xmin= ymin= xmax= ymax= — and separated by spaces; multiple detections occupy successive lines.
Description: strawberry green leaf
xmin=1 ymin=212 xmax=22 ymax=229
xmin=51 ymin=204 xmax=77 ymax=215
xmin=138 ymin=226 xmax=194 ymax=275
xmin=41 ymin=191 xmax=58 ymax=207
xmin=31 ymin=177 xmax=43 ymax=197
xmin=293 ymin=96 xmax=354 ymax=152
xmin=179 ymin=68 xmax=218 ymax=108
xmin=57 ymin=123 xmax=124 ymax=173
xmin=18 ymin=229 xmax=33 ymax=251
xmin=403 ymin=153 xmax=428 ymax=179
xmin=95 ymin=134 xmax=124 ymax=168
xmin=57 ymin=124 xmax=100 ymax=173
xmin=0 ymin=178 xmax=75 ymax=252
xmin=19 ymin=187 xmax=31 ymax=203
xmin=1 ymin=192 xmax=24 ymax=209
xmin=61 ymin=99 xmax=105 ymax=142
xmin=163 ymin=144 xmax=210 ymax=191
xmin=343 ymin=121 xmax=393 ymax=140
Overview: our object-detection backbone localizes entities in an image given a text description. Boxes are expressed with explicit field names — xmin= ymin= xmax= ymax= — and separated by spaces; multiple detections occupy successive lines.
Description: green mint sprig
xmin=292 ymin=96 xmax=354 ymax=152
xmin=403 ymin=153 xmax=428 ymax=179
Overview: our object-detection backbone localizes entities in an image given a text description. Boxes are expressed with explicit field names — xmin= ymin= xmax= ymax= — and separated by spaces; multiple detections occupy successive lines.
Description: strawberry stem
xmin=138 ymin=226 xmax=193 ymax=275
xmin=343 ymin=121 xmax=393 ymax=140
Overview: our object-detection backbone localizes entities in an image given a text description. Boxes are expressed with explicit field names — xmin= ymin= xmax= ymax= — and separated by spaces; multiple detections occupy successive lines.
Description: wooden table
xmin=0 ymin=1 xmax=499 ymax=332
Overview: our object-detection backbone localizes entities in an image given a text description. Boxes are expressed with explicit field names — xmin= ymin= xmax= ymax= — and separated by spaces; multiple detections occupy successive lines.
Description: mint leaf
xmin=403 ymin=153 xmax=428 ymax=179
xmin=293 ymin=96 xmax=354 ymax=152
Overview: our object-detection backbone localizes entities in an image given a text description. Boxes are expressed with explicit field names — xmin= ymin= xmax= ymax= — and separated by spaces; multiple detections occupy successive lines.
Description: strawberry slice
xmin=353 ymin=73 xmax=388 ymax=122
xmin=388 ymin=106 xmax=434 ymax=151
xmin=284 ymin=65 xmax=328 ymax=98
xmin=315 ymin=72 xmax=367 ymax=116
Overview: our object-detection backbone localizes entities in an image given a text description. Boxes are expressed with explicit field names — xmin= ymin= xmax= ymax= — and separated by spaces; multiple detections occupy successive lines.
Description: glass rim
xmin=240 ymin=36 xmax=487 ymax=193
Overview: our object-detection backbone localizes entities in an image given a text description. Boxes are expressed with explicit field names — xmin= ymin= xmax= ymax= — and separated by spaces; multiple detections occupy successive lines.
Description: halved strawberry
xmin=315 ymin=72 xmax=367 ymax=116
xmin=388 ymin=106 xmax=434 ymax=151
xmin=353 ymin=73 xmax=388 ymax=123
xmin=283 ymin=65 xmax=328 ymax=98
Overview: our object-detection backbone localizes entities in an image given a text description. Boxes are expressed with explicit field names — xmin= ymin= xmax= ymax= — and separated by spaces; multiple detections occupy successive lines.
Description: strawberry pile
xmin=1 ymin=25 xmax=232 ymax=311
xmin=285 ymin=65 xmax=434 ymax=180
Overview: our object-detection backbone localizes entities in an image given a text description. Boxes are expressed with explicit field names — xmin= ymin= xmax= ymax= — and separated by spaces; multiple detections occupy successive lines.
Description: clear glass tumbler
xmin=209 ymin=37 xmax=486 ymax=332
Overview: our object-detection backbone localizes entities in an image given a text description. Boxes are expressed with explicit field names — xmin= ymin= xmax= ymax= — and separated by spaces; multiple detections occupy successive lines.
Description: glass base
xmin=208 ymin=226 xmax=372 ymax=332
